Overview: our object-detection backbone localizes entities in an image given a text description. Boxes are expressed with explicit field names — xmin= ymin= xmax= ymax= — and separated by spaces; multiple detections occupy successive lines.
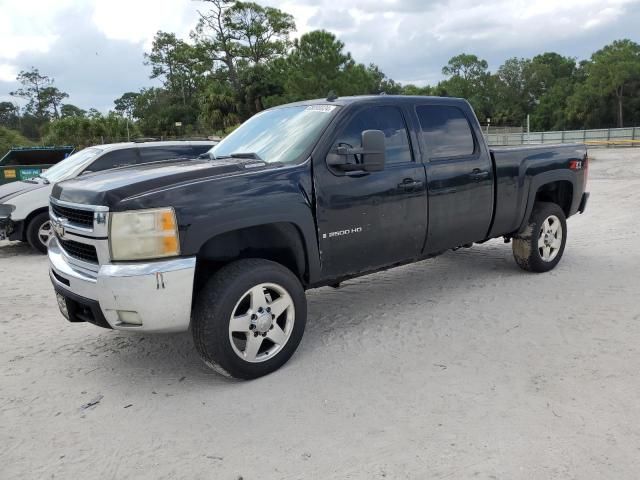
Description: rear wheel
xmin=26 ymin=212 xmax=52 ymax=254
xmin=192 ymin=259 xmax=307 ymax=379
xmin=512 ymin=202 xmax=567 ymax=272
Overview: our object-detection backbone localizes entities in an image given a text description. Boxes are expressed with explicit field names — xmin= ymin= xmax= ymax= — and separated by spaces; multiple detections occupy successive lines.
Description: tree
xmin=145 ymin=32 xmax=209 ymax=104
xmin=114 ymin=92 xmax=141 ymax=119
xmin=492 ymin=57 xmax=530 ymax=125
xmin=10 ymin=68 xmax=53 ymax=118
xmin=439 ymin=53 xmax=491 ymax=120
xmin=60 ymin=104 xmax=86 ymax=118
xmin=0 ymin=102 xmax=20 ymax=129
xmin=442 ymin=54 xmax=489 ymax=82
xmin=269 ymin=30 xmax=385 ymax=103
xmin=579 ymin=39 xmax=640 ymax=127
xmin=194 ymin=0 xmax=295 ymax=90
xmin=9 ymin=68 xmax=70 ymax=120
xmin=194 ymin=0 xmax=242 ymax=90
xmin=523 ymin=53 xmax=579 ymax=130
xmin=40 ymin=86 xmax=69 ymax=118
xmin=226 ymin=1 xmax=295 ymax=64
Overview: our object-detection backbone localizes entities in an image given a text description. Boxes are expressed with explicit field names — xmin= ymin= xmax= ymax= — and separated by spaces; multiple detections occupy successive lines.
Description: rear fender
xmin=518 ymin=170 xmax=579 ymax=233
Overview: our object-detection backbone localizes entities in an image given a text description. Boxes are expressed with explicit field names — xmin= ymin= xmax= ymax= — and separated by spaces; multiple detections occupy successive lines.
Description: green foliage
xmin=10 ymin=68 xmax=69 ymax=120
xmin=265 ymin=30 xmax=387 ymax=105
xmin=0 ymin=127 xmax=34 ymax=158
xmin=568 ymin=40 xmax=640 ymax=128
xmin=42 ymin=113 xmax=140 ymax=148
xmin=0 ymin=102 xmax=20 ymax=130
xmin=60 ymin=104 xmax=86 ymax=118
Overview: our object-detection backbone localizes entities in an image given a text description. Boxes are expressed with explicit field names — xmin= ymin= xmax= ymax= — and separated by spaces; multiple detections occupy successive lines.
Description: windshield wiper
xmin=208 ymin=152 xmax=264 ymax=161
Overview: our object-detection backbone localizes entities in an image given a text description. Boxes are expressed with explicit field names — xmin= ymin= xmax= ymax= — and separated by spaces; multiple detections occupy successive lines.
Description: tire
xmin=192 ymin=259 xmax=307 ymax=379
xmin=26 ymin=212 xmax=52 ymax=254
xmin=512 ymin=202 xmax=567 ymax=273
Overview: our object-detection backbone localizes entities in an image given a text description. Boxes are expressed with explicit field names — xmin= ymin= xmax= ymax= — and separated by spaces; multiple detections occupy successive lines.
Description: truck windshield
xmin=207 ymin=105 xmax=338 ymax=165
xmin=42 ymin=147 xmax=103 ymax=183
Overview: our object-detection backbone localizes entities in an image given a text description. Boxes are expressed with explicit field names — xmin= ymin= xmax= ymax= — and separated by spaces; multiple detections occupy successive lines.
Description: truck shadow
xmin=302 ymin=245 xmax=523 ymax=351
xmin=0 ymin=241 xmax=39 ymax=259
xmin=91 ymin=242 xmax=526 ymax=383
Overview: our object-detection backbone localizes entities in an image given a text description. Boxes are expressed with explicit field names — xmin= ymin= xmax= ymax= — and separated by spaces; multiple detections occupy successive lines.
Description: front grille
xmin=59 ymin=238 xmax=99 ymax=264
xmin=51 ymin=204 xmax=94 ymax=227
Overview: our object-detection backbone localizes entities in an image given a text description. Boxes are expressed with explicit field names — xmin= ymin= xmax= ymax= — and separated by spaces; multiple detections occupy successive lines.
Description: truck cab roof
xmin=275 ymin=94 xmax=470 ymax=108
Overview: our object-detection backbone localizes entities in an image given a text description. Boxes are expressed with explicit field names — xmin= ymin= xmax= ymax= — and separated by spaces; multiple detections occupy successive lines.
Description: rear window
xmin=88 ymin=149 xmax=139 ymax=172
xmin=416 ymin=105 xmax=475 ymax=158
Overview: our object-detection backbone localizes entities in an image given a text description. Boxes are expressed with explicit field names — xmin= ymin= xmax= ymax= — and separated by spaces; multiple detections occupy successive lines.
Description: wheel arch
xmin=518 ymin=171 xmax=577 ymax=233
xmin=194 ymin=222 xmax=310 ymax=290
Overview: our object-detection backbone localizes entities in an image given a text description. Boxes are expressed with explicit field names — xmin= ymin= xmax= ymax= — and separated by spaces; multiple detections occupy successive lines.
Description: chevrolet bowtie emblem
xmin=52 ymin=218 xmax=66 ymax=238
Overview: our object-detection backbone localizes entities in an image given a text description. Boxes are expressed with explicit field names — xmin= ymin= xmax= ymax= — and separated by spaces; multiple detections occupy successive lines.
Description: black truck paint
xmin=53 ymin=95 xmax=588 ymax=288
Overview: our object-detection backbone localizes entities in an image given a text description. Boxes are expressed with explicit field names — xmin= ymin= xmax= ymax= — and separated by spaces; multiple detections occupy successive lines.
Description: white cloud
xmin=91 ymin=0 xmax=198 ymax=48
xmin=1 ymin=0 xmax=639 ymax=108
xmin=0 ymin=63 xmax=18 ymax=82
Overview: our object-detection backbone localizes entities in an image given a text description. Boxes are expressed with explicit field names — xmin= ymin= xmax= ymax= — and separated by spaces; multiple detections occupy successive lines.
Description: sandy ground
xmin=1 ymin=148 xmax=640 ymax=479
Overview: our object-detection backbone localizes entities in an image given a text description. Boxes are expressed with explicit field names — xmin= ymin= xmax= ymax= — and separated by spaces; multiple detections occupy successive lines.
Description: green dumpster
xmin=0 ymin=146 xmax=75 ymax=185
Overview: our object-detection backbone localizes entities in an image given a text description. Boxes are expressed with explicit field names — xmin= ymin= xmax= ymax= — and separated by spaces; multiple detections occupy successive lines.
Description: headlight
xmin=0 ymin=204 xmax=16 ymax=218
xmin=109 ymin=207 xmax=180 ymax=261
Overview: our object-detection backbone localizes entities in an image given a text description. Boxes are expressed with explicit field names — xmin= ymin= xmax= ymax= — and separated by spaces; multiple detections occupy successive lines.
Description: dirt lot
xmin=1 ymin=148 xmax=639 ymax=479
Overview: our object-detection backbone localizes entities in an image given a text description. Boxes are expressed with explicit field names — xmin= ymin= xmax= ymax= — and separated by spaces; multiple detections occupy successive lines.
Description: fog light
xmin=116 ymin=310 xmax=142 ymax=326
xmin=56 ymin=293 xmax=70 ymax=320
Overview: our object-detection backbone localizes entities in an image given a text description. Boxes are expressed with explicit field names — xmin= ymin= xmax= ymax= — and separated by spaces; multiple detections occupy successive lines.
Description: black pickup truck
xmin=48 ymin=95 xmax=589 ymax=379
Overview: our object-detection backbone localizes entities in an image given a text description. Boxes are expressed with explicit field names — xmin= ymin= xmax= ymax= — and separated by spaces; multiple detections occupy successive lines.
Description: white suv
xmin=0 ymin=141 xmax=215 ymax=252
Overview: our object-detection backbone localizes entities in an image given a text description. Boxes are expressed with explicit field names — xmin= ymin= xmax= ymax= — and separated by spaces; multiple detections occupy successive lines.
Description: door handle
xmin=469 ymin=169 xmax=490 ymax=181
xmin=398 ymin=178 xmax=424 ymax=190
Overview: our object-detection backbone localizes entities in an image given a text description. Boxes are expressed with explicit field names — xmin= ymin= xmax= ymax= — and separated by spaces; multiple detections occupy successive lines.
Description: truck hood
xmin=0 ymin=179 xmax=48 ymax=203
xmin=51 ymin=158 xmax=271 ymax=207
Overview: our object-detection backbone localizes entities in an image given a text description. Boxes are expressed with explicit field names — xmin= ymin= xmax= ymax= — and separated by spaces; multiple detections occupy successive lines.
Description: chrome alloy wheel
xmin=38 ymin=220 xmax=53 ymax=248
xmin=228 ymin=283 xmax=295 ymax=363
xmin=538 ymin=214 xmax=563 ymax=262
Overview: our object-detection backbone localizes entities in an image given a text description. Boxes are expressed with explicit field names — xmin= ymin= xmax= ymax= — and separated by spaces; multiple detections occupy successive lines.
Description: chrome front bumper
xmin=48 ymin=237 xmax=196 ymax=333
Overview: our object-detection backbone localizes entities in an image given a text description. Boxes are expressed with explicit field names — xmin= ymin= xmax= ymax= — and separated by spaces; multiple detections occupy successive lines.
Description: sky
xmin=1 ymin=0 xmax=639 ymax=112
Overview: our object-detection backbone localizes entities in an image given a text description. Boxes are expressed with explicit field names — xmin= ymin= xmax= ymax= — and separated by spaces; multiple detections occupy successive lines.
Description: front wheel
xmin=512 ymin=202 xmax=567 ymax=272
xmin=192 ymin=259 xmax=307 ymax=379
xmin=26 ymin=212 xmax=52 ymax=254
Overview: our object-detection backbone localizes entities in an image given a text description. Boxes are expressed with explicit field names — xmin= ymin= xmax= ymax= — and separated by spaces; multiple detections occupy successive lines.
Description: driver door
xmin=314 ymin=104 xmax=428 ymax=278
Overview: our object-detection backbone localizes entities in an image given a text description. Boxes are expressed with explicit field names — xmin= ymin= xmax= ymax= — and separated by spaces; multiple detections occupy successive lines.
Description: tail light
xmin=582 ymin=152 xmax=589 ymax=190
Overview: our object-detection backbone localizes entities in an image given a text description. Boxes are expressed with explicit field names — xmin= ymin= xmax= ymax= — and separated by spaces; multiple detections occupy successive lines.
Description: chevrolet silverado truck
xmin=47 ymin=95 xmax=589 ymax=379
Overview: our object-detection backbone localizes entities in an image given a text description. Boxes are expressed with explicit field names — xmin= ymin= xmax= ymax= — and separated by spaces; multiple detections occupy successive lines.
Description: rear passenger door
xmin=417 ymin=104 xmax=494 ymax=253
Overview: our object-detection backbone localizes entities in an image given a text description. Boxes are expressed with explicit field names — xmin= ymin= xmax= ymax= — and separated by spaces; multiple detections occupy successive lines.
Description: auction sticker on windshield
xmin=305 ymin=105 xmax=336 ymax=113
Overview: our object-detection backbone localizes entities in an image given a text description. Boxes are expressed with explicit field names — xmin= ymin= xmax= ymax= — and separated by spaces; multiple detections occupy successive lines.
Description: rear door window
xmin=416 ymin=105 xmax=476 ymax=158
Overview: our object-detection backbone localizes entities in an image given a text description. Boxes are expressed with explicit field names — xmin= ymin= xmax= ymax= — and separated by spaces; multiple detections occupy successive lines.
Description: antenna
xmin=326 ymin=91 xmax=338 ymax=102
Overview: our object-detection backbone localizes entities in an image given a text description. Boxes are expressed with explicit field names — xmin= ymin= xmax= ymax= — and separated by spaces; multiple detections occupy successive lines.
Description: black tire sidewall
xmin=193 ymin=259 xmax=307 ymax=379
xmin=527 ymin=203 xmax=567 ymax=272
xmin=26 ymin=212 xmax=51 ymax=254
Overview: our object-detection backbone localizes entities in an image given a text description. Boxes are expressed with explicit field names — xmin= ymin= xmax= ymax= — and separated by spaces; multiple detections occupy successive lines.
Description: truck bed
xmin=489 ymin=143 xmax=588 ymax=238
